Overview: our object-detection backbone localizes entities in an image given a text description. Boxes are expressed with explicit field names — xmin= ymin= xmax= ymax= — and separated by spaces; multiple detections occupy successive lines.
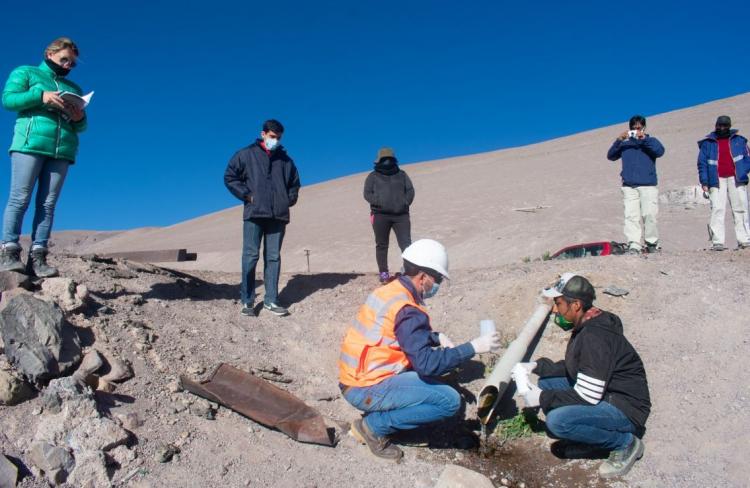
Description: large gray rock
xmin=0 ymin=369 xmax=34 ymax=405
xmin=41 ymin=376 xmax=92 ymax=415
xmin=0 ymin=454 xmax=18 ymax=488
xmin=435 ymin=464 xmax=494 ymax=488
xmin=35 ymin=376 xmax=129 ymax=487
xmin=0 ymin=295 xmax=81 ymax=384
xmin=28 ymin=442 xmax=74 ymax=484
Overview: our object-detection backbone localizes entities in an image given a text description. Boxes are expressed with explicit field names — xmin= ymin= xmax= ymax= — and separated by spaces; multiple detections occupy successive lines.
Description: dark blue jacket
xmin=607 ymin=135 xmax=665 ymax=187
xmin=697 ymin=130 xmax=750 ymax=187
xmin=224 ymin=140 xmax=301 ymax=222
xmin=393 ymin=276 xmax=475 ymax=377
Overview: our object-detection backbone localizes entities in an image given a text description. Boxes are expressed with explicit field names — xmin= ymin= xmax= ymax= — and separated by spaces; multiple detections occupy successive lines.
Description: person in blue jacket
xmin=606 ymin=115 xmax=665 ymax=254
xmin=224 ymin=119 xmax=301 ymax=317
xmin=697 ymin=115 xmax=750 ymax=250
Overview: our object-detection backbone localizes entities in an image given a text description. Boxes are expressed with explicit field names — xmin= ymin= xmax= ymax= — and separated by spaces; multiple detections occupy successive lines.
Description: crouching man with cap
xmin=338 ymin=239 xmax=500 ymax=461
xmin=517 ymin=273 xmax=651 ymax=478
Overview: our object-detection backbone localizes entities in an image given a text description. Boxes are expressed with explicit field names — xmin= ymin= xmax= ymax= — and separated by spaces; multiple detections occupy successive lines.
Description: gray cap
xmin=543 ymin=273 xmax=596 ymax=303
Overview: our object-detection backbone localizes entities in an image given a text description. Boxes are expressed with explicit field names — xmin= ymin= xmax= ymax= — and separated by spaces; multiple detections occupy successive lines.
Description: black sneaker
xmin=598 ymin=436 xmax=644 ymax=479
xmin=263 ymin=302 xmax=289 ymax=316
xmin=350 ymin=418 xmax=403 ymax=461
xmin=710 ymin=243 xmax=727 ymax=251
xmin=0 ymin=244 xmax=25 ymax=273
xmin=240 ymin=304 xmax=256 ymax=316
xmin=26 ymin=247 xmax=58 ymax=278
xmin=645 ymin=242 xmax=661 ymax=254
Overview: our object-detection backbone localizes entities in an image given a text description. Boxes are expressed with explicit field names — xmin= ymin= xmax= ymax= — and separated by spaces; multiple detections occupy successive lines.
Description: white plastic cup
xmin=480 ymin=319 xmax=496 ymax=337
xmin=512 ymin=363 xmax=530 ymax=394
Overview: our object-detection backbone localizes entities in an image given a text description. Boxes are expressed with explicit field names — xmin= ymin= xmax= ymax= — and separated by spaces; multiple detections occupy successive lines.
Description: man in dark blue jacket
xmin=224 ymin=119 xmax=301 ymax=317
xmin=607 ymin=115 xmax=665 ymax=254
xmin=697 ymin=116 xmax=750 ymax=250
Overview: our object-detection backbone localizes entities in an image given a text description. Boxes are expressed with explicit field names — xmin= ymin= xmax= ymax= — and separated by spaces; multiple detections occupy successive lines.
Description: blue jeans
xmin=2 ymin=152 xmax=70 ymax=248
xmin=342 ymin=371 xmax=461 ymax=437
xmin=241 ymin=218 xmax=286 ymax=305
xmin=539 ymin=376 xmax=635 ymax=451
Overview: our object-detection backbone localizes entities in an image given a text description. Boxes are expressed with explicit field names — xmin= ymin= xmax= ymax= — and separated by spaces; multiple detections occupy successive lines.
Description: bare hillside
xmin=79 ymin=93 xmax=750 ymax=273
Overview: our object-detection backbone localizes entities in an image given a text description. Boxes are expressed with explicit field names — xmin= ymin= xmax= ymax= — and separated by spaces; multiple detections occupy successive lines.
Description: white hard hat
xmin=401 ymin=239 xmax=450 ymax=279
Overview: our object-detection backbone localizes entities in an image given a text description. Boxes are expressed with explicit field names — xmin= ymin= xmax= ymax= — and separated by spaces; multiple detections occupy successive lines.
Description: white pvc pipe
xmin=477 ymin=295 xmax=552 ymax=424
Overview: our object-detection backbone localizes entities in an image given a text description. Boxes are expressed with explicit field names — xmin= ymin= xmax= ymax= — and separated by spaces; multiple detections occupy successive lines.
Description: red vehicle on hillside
xmin=550 ymin=241 xmax=628 ymax=260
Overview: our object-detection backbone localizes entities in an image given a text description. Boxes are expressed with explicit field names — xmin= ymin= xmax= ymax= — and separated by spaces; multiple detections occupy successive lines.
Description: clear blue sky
xmin=1 ymin=1 xmax=748 ymax=232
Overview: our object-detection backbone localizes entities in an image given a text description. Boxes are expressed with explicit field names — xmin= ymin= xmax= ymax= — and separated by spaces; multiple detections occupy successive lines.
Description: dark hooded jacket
xmin=363 ymin=159 xmax=415 ymax=215
xmin=534 ymin=309 xmax=651 ymax=435
xmin=224 ymin=140 xmax=301 ymax=222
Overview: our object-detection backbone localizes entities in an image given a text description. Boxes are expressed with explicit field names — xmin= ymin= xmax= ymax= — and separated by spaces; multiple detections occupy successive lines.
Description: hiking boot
xmin=0 ymin=243 xmax=25 ymax=273
xmin=378 ymin=271 xmax=391 ymax=284
xmin=350 ymin=418 xmax=403 ymax=461
xmin=26 ymin=247 xmax=58 ymax=278
xmin=710 ymin=243 xmax=726 ymax=251
xmin=598 ymin=436 xmax=644 ymax=479
xmin=240 ymin=304 xmax=256 ymax=317
xmin=263 ymin=302 xmax=289 ymax=317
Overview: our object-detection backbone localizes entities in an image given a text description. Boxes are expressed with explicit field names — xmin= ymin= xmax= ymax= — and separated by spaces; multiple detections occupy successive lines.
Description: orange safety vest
xmin=338 ymin=279 xmax=429 ymax=388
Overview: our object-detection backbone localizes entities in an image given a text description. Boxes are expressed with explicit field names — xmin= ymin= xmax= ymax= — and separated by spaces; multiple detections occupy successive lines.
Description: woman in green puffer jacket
xmin=0 ymin=37 xmax=88 ymax=277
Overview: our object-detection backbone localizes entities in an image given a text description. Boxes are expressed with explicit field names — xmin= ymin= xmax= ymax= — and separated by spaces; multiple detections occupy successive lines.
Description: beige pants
xmin=622 ymin=186 xmax=659 ymax=250
xmin=708 ymin=177 xmax=750 ymax=246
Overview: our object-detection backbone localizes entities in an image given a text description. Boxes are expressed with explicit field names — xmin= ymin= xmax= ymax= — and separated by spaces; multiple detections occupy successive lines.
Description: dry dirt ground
xmin=2 ymin=247 xmax=747 ymax=487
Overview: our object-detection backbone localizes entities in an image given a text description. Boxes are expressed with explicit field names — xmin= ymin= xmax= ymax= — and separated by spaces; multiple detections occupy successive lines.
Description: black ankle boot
xmin=0 ymin=244 xmax=25 ymax=273
xmin=26 ymin=248 xmax=58 ymax=278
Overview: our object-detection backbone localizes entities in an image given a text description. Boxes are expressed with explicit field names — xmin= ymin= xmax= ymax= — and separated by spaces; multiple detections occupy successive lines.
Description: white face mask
xmin=264 ymin=137 xmax=279 ymax=151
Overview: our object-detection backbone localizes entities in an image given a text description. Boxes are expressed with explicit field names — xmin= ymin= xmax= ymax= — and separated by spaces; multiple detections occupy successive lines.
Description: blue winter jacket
xmin=697 ymin=130 xmax=750 ymax=187
xmin=393 ymin=276 xmax=475 ymax=377
xmin=224 ymin=140 xmax=301 ymax=222
xmin=607 ymin=135 xmax=665 ymax=187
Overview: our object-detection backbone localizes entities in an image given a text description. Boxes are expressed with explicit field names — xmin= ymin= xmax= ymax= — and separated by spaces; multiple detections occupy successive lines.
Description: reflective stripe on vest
xmin=338 ymin=279 xmax=428 ymax=387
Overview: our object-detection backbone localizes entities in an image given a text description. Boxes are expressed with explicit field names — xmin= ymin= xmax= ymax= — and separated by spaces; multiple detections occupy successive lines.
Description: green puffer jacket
xmin=2 ymin=61 xmax=87 ymax=162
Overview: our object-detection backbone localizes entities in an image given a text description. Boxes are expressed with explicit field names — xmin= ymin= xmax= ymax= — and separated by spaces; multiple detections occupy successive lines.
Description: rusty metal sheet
xmin=180 ymin=363 xmax=336 ymax=446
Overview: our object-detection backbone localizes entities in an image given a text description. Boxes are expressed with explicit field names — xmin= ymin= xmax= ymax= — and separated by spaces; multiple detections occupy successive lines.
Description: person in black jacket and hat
xmin=363 ymin=147 xmax=414 ymax=283
xmin=517 ymin=273 xmax=651 ymax=479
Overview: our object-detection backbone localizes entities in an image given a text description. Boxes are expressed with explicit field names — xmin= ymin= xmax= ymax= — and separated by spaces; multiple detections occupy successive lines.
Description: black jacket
xmin=534 ymin=309 xmax=651 ymax=434
xmin=224 ymin=140 xmax=301 ymax=222
xmin=363 ymin=169 xmax=415 ymax=215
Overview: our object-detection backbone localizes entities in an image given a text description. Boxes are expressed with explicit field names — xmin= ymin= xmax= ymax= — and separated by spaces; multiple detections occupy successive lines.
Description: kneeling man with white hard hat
xmin=338 ymin=239 xmax=500 ymax=461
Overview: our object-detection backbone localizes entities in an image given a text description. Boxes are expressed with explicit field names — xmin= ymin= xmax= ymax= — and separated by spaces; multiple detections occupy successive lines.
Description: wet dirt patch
xmin=414 ymin=434 xmax=612 ymax=488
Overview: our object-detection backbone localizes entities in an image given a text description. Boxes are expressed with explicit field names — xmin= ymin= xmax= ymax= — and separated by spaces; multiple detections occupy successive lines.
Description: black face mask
xmin=374 ymin=158 xmax=399 ymax=176
xmin=45 ymin=58 xmax=71 ymax=77
xmin=715 ymin=127 xmax=731 ymax=138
